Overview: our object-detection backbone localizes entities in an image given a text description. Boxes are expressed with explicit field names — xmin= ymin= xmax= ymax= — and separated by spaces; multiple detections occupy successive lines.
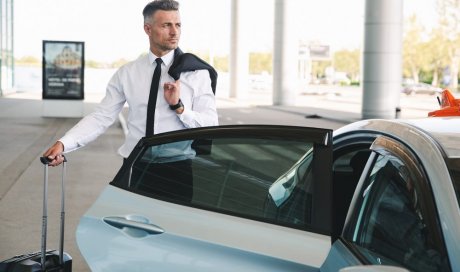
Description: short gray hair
xmin=143 ymin=0 xmax=179 ymax=23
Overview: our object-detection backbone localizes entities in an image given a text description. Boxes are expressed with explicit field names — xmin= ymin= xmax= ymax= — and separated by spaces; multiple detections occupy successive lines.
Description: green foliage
xmin=312 ymin=61 xmax=331 ymax=78
xmin=184 ymin=52 xmax=272 ymax=74
xmin=419 ymin=70 xmax=434 ymax=84
xmin=189 ymin=51 xmax=210 ymax=63
xmin=333 ymin=49 xmax=360 ymax=80
xmin=249 ymin=52 xmax=272 ymax=74
xmin=212 ymin=52 xmax=272 ymax=74
xmin=213 ymin=55 xmax=228 ymax=72
xmin=402 ymin=15 xmax=426 ymax=81
xmin=110 ymin=58 xmax=129 ymax=68
xmin=15 ymin=55 xmax=40 ymax=66
xmin=85 ymin=60 xmax=100 ymax=68
xmin=400 ymin=0 xmax=460 ymax=88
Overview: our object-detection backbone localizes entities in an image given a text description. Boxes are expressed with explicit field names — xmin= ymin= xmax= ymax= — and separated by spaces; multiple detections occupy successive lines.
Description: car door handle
xmin=103 ymin=216 xmax=164 ymax=235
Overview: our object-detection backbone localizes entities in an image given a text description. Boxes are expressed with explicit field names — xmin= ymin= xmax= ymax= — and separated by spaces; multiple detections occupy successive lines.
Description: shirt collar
xmin=148 ymin=50 xmax=175 ymax=67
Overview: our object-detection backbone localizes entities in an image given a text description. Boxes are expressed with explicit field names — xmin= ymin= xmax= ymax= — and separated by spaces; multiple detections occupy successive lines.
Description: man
xmin=43 ymin=0 xmax=218 ymax=167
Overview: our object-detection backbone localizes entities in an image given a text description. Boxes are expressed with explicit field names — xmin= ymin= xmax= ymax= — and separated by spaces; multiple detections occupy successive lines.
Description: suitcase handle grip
xmin=39 ymin=155 xmax=68 ymax=268
xmin=40 ymin=156 xmax=67 ymax=165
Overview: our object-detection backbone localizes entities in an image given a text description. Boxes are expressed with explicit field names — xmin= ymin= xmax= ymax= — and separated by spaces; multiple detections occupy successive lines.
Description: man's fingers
xmin=42 ymin=141 xmax=65 ymax=166
xmin=50 ymin=157 xmax=63 ymax=167
xmin=45 ymin=154 xmax=64 ymax=167
xmin=164 ymin=82 xmax=175 ymax=90
xmin=164 ymin=80 xmax=180 ymax=90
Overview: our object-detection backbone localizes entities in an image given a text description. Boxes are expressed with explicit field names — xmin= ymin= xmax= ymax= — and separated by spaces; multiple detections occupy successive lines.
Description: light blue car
xmin=76 ymin=117 xmax=460 ymax=272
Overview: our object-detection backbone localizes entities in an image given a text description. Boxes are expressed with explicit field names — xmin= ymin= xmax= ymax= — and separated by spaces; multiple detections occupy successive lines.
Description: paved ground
xmin=0 ymin=88 xmax=440 ymax=271
xmin=0 ymin=93 xmax=124 ymax=271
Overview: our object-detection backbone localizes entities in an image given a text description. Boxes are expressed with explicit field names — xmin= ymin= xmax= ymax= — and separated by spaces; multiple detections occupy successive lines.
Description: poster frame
xmin=42 ymin=40 xmax=85 ymax=100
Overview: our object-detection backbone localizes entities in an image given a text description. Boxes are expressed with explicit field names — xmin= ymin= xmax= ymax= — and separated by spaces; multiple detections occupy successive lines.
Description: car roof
xmin=334 ymin=117 xmax=460 ymax=158
xmin=403 ymin=117 xmax=460 ymax=158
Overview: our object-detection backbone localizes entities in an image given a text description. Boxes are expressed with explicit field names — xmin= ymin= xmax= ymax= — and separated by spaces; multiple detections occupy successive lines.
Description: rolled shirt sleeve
xmin=59 ymin=72 xmax=126 ymax=153
xmin=177 ymin=69 xmax=218 ymax=128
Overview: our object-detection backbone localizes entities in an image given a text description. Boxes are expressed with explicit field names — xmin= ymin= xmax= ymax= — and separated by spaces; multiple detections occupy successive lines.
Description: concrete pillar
xmin=273 ymin=0 xmax=297 ymax=106
xmin=362 ymin=0 xmax=403 ymax=119
xmin=229 ymin=0 xmax=249 ymax=100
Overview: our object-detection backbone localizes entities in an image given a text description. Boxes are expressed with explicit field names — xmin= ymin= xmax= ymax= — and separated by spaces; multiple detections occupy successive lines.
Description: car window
xmin=112 ymin=127 xmax=333 ymax=234
xmin=332 ymin=148 xmax=371 ymax=239
xmin=446 ymin=158 xmax=460 ymax=209
xmin=344 ymin=144 xmax=451 ymax=272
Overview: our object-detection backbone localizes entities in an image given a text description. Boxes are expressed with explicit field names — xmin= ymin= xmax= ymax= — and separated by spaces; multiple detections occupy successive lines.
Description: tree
xmin=311 ymin=61 xmax=331 ymax=79
xmin=333 ymin=49 xmax=360 ymax=81
xmin=402 ymin=15 xmax=426 ymax=83
xmin=249 ymin=52 xmax=272 ymax=74
xmin=425 ymin=26 xmax=450 ymax=86
xmin=213 ymin=55 xmax=228 ymax=72
xmin=15 ymin=55 xmax=40 ymax=66
xmin=85 ymin=60 xmax=100 ymax=68
xmin=437 ymin=0 xmax=460 ymax=89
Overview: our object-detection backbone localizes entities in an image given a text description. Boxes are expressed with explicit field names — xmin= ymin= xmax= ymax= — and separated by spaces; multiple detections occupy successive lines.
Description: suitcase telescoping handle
xmin=39 ymin=156 xmax=67 ymax=270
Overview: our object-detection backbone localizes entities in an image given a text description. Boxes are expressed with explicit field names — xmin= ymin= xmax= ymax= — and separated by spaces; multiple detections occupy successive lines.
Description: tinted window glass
xmin=332 ymin=148 xmax=371 ymax=239
xmin=446 ymin=158 xmax=460 ymax=209
xmin=118 ymin=136 xmax=329 ymax=232
xmin=348 ymin=154 xmax=450 ymax=272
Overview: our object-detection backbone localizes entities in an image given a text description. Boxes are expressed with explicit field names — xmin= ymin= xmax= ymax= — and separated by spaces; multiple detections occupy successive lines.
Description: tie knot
xmin=155 ymin=58 xmax=162 ymax=65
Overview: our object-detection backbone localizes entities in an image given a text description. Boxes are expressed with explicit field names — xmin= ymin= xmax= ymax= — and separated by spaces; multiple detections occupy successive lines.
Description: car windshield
xmin=446 ymin=158 xmax=460 ymax=209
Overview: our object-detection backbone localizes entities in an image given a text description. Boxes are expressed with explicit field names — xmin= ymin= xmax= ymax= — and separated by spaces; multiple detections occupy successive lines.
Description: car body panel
xmin=320 ymin=240 xmax=361 ymax=271
xmin=77 ymin=186 xmax=327 ymax=272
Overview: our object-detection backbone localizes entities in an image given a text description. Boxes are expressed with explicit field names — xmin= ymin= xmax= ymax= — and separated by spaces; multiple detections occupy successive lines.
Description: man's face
xmin=144 ymin=10 xmax=181 ymax=56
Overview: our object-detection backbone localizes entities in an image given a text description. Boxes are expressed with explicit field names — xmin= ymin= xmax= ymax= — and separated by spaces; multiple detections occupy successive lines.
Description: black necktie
xmin=146 ymin=58 xmax=162 ymax=137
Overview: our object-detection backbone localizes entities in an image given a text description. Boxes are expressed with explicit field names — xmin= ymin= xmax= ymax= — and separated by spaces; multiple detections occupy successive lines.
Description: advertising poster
xmin=42 ymin=40 xmax=85 ymax=99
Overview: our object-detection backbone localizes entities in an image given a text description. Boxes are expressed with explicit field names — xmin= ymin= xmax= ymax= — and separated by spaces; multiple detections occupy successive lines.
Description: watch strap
xmin=169 ymin=99 xmax=184 ymax=110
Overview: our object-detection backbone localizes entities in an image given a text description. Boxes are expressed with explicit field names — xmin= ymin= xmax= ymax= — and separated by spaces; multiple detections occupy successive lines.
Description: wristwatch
xmin=169 ymin=99 xmax=184 ymax=110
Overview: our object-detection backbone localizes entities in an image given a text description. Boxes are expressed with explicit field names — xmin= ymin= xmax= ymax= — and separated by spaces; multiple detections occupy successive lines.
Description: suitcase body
xmin=0 ymin=250 xmax=72 ymax=272
xmin=0 ymin=157 xmax=72 ymax=272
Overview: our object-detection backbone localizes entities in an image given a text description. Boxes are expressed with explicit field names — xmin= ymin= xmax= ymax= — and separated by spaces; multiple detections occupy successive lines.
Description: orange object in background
xmin=428 ymin=89 xmax=460 ymax=117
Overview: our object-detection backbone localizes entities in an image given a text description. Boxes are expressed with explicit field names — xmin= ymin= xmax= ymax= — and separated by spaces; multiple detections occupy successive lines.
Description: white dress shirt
xmin=59 ymin=49 xmax=218 ymax=158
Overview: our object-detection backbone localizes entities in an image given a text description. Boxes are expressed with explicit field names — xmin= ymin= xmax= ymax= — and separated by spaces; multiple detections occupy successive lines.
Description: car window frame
xmin=110 ymin=125 xmax=334 ymax=235
xmin=341 ymin=135 xmax=451 ymax=271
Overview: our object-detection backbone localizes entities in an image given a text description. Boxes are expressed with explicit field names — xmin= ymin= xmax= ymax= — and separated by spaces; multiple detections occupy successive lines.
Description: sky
xmin=13 ymin=0 xmax=438 ymax=63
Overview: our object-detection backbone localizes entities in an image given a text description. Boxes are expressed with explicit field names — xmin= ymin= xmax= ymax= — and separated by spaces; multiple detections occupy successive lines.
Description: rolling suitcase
xmin=0 ymin=156 xmax=72 ymax=272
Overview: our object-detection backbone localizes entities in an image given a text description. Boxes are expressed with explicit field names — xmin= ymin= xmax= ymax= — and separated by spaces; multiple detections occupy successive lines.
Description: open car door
xmin=77 ymin=125 xmax=333 ymax=272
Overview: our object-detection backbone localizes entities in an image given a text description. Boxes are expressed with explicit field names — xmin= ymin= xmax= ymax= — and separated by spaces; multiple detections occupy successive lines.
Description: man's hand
xmin=164 ymin=80 xmax=181 ymax=106
xmin=43 ymin=141 xmax=65 ymax=166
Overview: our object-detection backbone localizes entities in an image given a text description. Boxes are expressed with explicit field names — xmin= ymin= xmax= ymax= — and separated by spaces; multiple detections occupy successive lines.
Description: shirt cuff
xmin=178 ymin=107 xmax=195 ymax=124
xmin=59 ymin=135 xmax=80 ymax=153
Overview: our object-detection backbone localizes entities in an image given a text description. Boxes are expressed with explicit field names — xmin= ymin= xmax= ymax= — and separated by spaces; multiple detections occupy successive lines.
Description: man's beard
xmin=158 ymin=41 xmax=178 ymax=52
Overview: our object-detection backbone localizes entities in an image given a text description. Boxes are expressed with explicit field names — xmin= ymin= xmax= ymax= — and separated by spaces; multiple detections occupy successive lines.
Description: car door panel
xmin=77 ymin=186 xmax=328 ymax=272
xmin=77 ymin=125 xmax=333 ymax=271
